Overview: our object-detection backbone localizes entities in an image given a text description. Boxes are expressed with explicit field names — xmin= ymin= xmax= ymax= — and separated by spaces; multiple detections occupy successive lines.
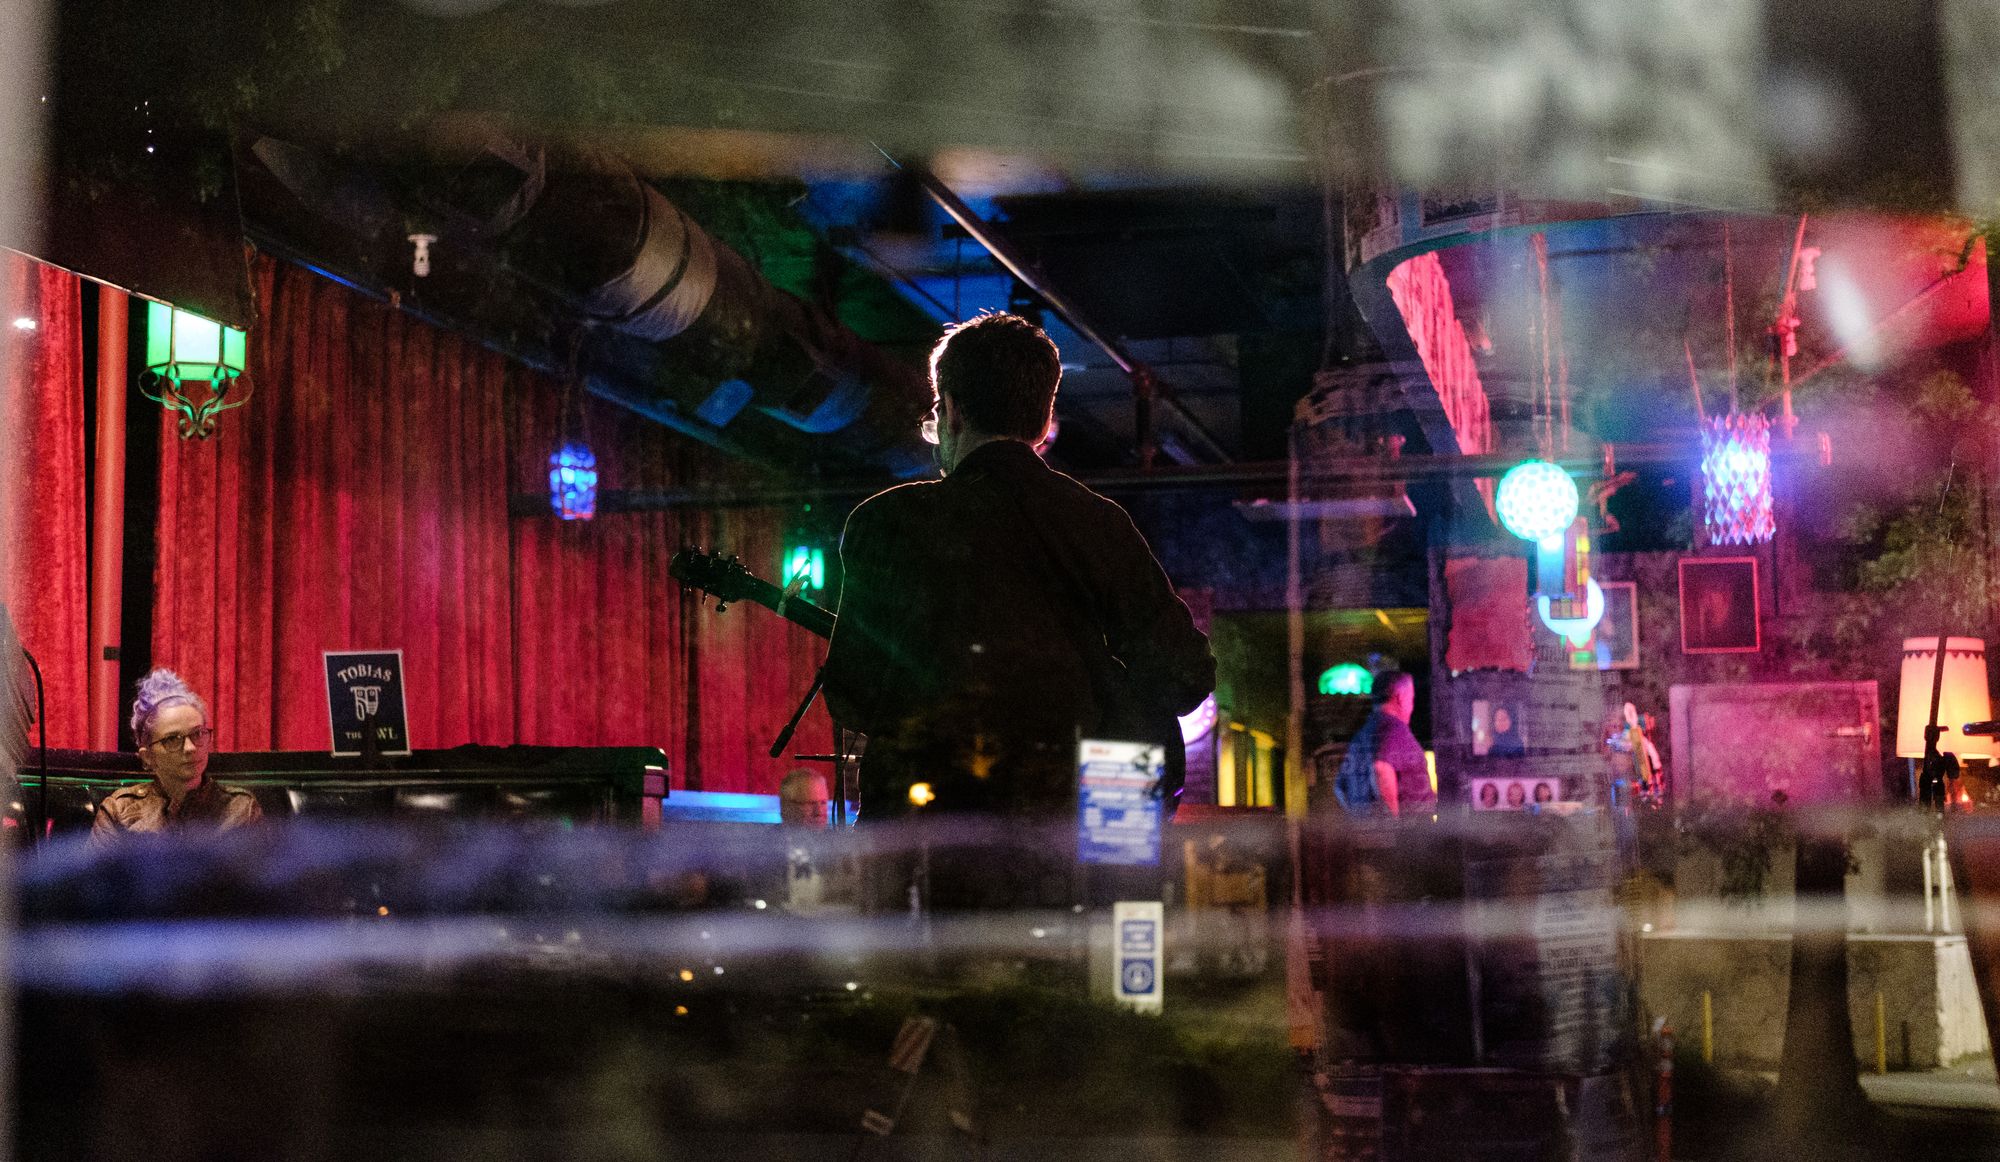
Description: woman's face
xmin=1492 ymin=707 xmax=1513 ymax=734
xmin=139 ymin=702 xmax=210 ymax=787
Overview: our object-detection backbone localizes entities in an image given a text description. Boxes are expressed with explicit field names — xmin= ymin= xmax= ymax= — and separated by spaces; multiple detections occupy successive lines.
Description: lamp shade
xmin=1496 ymin=460 xmax=1580 ymax=543
xmin=145 ymin=301 xmax=247 ymax=383
xmin=1896 ymin=637 xmax=1992 ymax=759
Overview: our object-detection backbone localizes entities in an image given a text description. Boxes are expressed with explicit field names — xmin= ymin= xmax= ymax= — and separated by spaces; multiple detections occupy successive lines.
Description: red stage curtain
xmin=155 ymin=256 xmax=829 ymax=792
xmin=0 ymin=253 xmax=88 ymax=748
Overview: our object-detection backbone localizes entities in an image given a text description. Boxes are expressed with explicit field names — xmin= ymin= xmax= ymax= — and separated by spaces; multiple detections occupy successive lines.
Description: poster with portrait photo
xmin=1471 ymin=699 xmax=1528 ymax=757
xmin=1679 ymin=557 xmax=1761 ymax=654
xmin=1571 ymin=581 xmax=1639 ymax=671
xmin=1470 ymin=777 xmax=1562 ymax=811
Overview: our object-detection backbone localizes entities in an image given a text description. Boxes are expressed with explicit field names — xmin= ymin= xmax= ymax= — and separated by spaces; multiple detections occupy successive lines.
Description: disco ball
xmin=1496 ymin=460 xmax=1580 ymax=543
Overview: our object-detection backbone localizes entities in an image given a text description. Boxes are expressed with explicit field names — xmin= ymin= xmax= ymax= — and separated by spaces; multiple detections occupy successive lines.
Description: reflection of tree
xmin=1670 ymin=800 xmax=1874 ymax=1152
xmin=1680 ymin=358 xmax=1997 ymax=1154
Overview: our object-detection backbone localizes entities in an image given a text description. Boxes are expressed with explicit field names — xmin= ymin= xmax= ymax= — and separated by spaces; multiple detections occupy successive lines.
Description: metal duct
xmin=496 ymin=142 xmax=936 ymax=476
xmin=249 ymin=132 xmax=937 ymax=477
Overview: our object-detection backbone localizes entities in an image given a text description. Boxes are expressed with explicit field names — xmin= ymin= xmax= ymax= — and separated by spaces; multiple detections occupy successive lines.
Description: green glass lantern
xmin=141 ymin=301 xmax=250 ymax=439
xmin=1317 ymin=663 xmax=1373 ymax=697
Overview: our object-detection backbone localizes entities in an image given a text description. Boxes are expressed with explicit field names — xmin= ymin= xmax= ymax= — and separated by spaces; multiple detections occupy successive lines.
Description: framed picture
xmin=1679 ymin=557 xmax=1761 ymax=654
xmin=1471 ymin=698 xmax=1528 ymax=757
xmin=1571 ymin=581 xmax=1640 ymax=671
xmin=1469 ymin=777 xmax=1563 ymax=811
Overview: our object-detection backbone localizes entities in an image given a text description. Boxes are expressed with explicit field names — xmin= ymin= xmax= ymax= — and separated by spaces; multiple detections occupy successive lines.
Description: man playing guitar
xmin=821 ymin=313 xmax=1214 ymax=827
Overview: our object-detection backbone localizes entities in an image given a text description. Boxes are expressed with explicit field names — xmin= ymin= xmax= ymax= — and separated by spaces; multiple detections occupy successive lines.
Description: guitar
xmin=669 ymin=545 xmax=1186 ymax=814
xmin=669 ymin=548 xmax=836 ymax=639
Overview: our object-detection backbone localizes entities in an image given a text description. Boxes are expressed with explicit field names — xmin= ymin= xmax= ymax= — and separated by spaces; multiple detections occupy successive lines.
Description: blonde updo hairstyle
xmin=130 ymin=668 xmax=209 ymax=746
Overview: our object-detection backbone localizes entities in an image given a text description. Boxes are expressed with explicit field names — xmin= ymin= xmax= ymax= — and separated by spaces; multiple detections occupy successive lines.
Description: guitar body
xmin=670 ymin=546 xmax=1184 ymax=815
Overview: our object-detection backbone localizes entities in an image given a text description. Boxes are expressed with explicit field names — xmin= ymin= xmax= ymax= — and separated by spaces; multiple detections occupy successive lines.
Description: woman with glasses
xmin=90 ymin=668 xmax=264 ymax=845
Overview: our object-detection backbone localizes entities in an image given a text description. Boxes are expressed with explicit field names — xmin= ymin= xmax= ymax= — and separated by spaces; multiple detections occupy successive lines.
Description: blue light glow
xmin=1496 ymin=460 xmax=1580 ymax=543
xmin=549 ymin=442 xmax=598 ymax=521
xmin=1537 ymin=577 xmax=1605 ymax=646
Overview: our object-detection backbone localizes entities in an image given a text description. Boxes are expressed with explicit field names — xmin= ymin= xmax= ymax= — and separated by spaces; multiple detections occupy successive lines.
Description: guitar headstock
xmin=669 ymin=548 xmax=759 ymax=605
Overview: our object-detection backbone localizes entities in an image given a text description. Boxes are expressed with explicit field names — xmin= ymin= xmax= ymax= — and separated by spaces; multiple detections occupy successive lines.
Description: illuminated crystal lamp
xmin=549 ymin=442 xmax=599 ymax=520
xmin=1896 ymin=637 xmax=1992 ymax=761
xmin=1496 ymin=460 xmax=1580 ymax=545
xmin=1701 ymin=413 xmax=1774 ymax=545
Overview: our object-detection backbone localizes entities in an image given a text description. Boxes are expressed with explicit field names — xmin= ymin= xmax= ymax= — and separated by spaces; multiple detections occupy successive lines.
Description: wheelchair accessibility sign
xmin=1112 ymin=901 xmax=1164 ymax=1013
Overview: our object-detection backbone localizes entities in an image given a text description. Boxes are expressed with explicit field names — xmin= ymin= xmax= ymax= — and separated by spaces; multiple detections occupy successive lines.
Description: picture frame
xmin=1571 ymin=581 xmax=1640 ymax=671
xmin=1471 ymin=698 xmax=1528 ymax=757
xmin=1469 ymin=777 xmax=1563 ymax=811
xmin=1679 ymin=557 xmax=1761 ymax=654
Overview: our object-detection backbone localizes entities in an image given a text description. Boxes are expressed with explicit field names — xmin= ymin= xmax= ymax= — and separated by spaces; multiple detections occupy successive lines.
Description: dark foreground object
xmin=14 ymin=823 xmax=1291 ymax=1161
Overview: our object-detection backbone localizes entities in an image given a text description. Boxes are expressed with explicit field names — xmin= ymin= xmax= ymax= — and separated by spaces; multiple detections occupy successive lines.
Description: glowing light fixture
xmin=1496 ymin=460 xmax=1579 ymax=543
xmin=1538 ymin=577 xmax=1605 ymax=646
xmin=549 ymin=442 xmax=598 ymax=520
xmin=1896 ymin=637 xmax=1992 ymax=760
xmin=1701 ymin=413 xmax=1774 ymax=545
xmin=142 ymin=301 xmax=250 ymax=439
xmin=1317 ymin=663 xmax=1373 ymax=696
xmin=782 ymin=545 xmax=826 ymax=592
xmin=907 ymin=782 xmax=936 ymax=807
xmin=11 ymin=316 xmax=35 ymax=331
xmin=1178 ymin=693 xmax=1218 ymax=744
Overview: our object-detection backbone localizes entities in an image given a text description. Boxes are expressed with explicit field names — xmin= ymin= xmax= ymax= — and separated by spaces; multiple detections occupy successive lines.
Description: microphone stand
xmin=773 ymin=672 xmax=863 ymax=827
xmin=1919 ymin=632 xmax=1955 ymax=811
xmin=769 ymin=668 xmax=827 ymax=761
xmin=22 ymin=647 xmax=45 ymax=842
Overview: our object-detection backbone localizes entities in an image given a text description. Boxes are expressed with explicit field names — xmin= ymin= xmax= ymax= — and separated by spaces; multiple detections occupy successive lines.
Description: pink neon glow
xmin=1386 ymin=251 xmax=1493 ymax=456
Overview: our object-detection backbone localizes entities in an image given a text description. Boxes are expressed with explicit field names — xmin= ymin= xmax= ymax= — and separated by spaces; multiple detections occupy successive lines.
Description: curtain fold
xmin=0 ymin=253 xmax=88 ymax=748
xmin=152 ymin=255 xmax=829 ymax=793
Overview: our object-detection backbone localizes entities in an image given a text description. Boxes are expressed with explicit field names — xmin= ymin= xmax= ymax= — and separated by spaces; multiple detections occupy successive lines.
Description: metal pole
xmin=89 ymin=285 xmax=128 ymax=750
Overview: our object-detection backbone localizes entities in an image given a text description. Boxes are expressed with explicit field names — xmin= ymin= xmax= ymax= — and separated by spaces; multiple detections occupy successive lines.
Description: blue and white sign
xmin=1077 ymin=738 xmax=1164 ymax=866
xmin=323 ymin=649 xmax=412 ymax=757
xmin=1112 ymin=900 xmax=1164 ymax=1012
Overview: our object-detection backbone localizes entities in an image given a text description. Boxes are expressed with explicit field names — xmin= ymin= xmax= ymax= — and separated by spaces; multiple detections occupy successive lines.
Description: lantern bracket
xmin=138 ymin=369 xmax=252 ymax=441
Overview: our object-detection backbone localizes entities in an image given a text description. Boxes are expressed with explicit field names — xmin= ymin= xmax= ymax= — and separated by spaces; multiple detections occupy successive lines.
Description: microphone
xmin=1961 ymin=721 xmax=2000 ymax=737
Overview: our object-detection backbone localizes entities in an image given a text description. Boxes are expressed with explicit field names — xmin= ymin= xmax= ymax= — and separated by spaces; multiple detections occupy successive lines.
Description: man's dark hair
xmin=929 ymin=312 xmax=1061 ymax=441
xmin=1371 ymin=670 xmax=1413 ymax=706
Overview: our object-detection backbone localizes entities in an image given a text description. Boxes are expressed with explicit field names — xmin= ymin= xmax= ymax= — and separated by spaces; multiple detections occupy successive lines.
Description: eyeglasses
xmin=147 ymin=727 xmax=212 ymax=752
xmin=919 ymin=403 xmax=940 ymax=445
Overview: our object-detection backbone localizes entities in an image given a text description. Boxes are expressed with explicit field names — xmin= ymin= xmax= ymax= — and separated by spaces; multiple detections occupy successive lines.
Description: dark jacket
xmin=824 ymin=440 xmax=1213 ymax=820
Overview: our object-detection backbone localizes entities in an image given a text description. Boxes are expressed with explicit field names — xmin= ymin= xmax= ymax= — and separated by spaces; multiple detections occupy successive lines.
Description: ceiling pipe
xmin=911 ymin=168 xmax=1232 ymax=468
xmin=512 ymin=437 xmax=1827 ymax=514
xmin=246 ymin=132 xmax=940 ymax=476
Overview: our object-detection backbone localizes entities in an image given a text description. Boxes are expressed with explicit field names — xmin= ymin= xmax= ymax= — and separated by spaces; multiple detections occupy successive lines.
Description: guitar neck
xmin=730 ymin=576 xmax=836 ymax=639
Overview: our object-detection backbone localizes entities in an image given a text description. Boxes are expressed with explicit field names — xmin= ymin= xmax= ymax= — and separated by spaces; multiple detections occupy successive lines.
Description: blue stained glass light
xmin=549 ymin=442 xmax=598 ymax=521
xmin=1496 ymin=459 xmax=1580 ymax=543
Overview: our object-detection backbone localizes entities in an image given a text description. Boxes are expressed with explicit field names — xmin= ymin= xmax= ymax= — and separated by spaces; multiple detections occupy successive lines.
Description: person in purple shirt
xmin=1332 ymin=671 xmax=1434 ymax=817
